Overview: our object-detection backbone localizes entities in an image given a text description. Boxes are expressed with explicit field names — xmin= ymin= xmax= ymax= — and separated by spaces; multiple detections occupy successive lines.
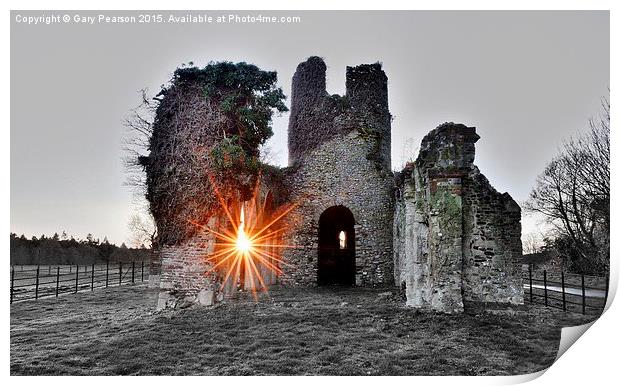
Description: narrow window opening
xmin=339 ymin=231 xmax=346 ymax=249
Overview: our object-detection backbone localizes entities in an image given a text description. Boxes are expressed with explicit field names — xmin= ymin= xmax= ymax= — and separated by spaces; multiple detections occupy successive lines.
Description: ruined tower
xmin=281 ymin=57 xmax=395 ymax=286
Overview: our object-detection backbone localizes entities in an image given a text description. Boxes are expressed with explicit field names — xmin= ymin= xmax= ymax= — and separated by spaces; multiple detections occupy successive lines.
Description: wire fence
xmin=523 ymin=268 xmax=608 ymax=316
xmin=10 ymin=261 xmax=147 ymax=304
xmin=10 ymin=261 xmax=609 ymax=314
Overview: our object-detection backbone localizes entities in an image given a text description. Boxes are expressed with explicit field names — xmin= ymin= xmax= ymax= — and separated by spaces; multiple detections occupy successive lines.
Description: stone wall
xmin=461 ymin=169 xmax=524 ymax=305
xmin=155 ymin=181 xmax=282 ymax=309
xmin=281 ymin=57 xmax=394 ymax=287
xmin=394 ymin=123 xmax=524 ymax=313
xmin=156 ymin=218 xmax=221 ymax=309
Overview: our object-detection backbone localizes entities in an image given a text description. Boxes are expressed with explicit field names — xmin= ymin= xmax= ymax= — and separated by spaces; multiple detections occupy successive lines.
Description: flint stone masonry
xmin=281 ymin=131 xmax=395 ymax=286
xmin=394 ymin=123 xmax=524 ymax=313
xmin=155 ymin=57 xmax=524 ymax=313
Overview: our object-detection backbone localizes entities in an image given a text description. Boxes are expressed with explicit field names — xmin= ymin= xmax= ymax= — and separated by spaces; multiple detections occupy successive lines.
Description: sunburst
xmin=190 ymin=175 xmax=298 ymax=298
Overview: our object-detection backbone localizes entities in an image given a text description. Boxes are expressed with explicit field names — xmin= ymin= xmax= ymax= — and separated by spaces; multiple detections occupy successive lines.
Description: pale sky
xmin=10 ymin=11 xmax=609 ymax=245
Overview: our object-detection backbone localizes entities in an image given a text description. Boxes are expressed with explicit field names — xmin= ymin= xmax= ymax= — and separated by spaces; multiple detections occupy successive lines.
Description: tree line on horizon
xmin=9 ymin=232 xmax=151 ymax=266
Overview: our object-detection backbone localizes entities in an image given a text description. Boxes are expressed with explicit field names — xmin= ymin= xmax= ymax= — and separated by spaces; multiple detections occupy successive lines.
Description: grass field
xmin=10 ymin=284 xmax=598 ymax=376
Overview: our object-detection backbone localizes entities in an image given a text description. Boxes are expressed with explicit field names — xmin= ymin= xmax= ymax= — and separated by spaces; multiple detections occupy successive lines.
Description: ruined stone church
xmin=154 ymin=57 xmax=524 ymax=313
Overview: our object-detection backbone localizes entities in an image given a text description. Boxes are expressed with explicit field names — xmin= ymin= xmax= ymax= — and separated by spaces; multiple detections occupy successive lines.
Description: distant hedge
xmin=10 ymin=233 xmax=151 ymax=266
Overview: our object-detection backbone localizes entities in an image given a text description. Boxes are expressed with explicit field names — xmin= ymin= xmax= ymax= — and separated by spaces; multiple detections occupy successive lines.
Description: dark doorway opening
xmin=318 ymin=205 xmax=355 ymax=286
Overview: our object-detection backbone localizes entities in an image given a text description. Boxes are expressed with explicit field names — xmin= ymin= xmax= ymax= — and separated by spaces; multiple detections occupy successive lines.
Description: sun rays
xmin=189 ymin=175 xmax=298 ymax=298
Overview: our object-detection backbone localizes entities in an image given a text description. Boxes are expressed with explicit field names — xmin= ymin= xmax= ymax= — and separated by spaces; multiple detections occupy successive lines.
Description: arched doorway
xmin=318 ymin=205 xmax=355 ymax=285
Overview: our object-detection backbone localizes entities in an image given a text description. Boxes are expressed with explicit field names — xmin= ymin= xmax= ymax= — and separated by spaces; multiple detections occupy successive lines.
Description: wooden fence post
xmin=529 ymin=267 xmax=533 ymax=302
xmin=119 ymin=262 xmax=122 ymax=286
xmin=106 ymin=262 xmax=109 ymax=288
xmin=581 ymin=275 xmax=586 ymax=315
xmin=56 ymin=267 xmax=60 ymax=297
xmin=10 ymin=266 xmax=14 ymax=304
xmin=75 ymin=265 xmax=79 ymax=294
xmin=132 ymin=261 xmax=135 ymax=284
xmin=543 ymin=270 xmax=548 ymax=307
xmin=561 ymin=271 xmax=566 ymax=312
xmin=91 ymin=263 xmax=95 ymax=291
xmin=35 ymin=266 xmax=40 ymax=300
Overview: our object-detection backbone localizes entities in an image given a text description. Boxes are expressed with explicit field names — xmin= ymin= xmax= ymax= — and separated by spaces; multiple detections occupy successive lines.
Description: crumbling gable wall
xmin=281 ymin=57 xmax=394 ymax=286
xmin=394 ymin=123 xmax=523 ymax=313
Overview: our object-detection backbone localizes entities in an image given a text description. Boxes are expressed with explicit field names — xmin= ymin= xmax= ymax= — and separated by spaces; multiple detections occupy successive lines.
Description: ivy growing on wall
xmin=141 ymin=61 xmax=288 ymax=246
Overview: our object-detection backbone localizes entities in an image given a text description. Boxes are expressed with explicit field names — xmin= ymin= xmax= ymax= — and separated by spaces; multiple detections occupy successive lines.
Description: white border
xmin=3 ymin=1 xmax=617 ymax=385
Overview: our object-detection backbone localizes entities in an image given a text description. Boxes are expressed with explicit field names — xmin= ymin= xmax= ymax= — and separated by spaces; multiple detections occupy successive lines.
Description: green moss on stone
xmin=431 ymin=190 xmax=462 ymax=236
